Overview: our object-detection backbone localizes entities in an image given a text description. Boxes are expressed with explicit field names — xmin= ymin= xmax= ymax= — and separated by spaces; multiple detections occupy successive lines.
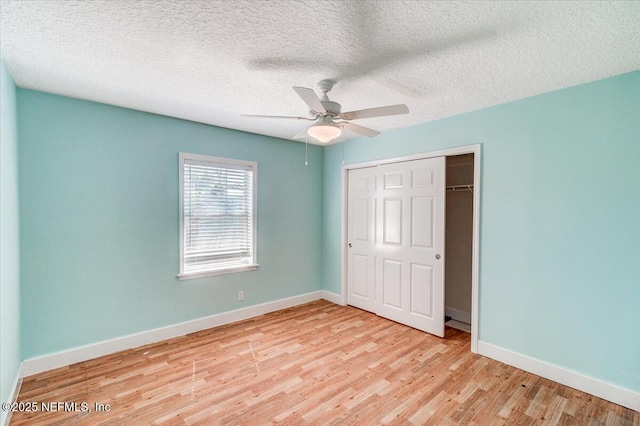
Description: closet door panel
xmin=410 ymin=263 xmax=434 ymax=318
xmin=347 ymin=167 xmax=377 ymax=312
xmin=411 ymin=196 xmax=434 ymax=248
xmin=351 ymin=254 xmax=370 ymax=299
xmin=381 ymin=258 xmax=403 ymax=310
xmin=383 ymin=198 xmax=403 ymax=245
xmin=375 ymin=157 xmax=445 ymax=337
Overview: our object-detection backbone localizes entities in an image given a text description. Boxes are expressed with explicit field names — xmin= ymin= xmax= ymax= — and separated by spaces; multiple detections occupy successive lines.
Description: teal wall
xmin=17 ymin=90 xmax=323 ymax=358
xmin=0 ymin=58 xmax=21 ymax=415
xmin=322 ymin=71 xmax=640 ymax=392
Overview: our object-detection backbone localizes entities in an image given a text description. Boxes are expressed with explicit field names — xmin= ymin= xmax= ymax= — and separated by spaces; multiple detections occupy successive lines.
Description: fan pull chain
xmin=305 ymin=134 xmax=308 ymax=166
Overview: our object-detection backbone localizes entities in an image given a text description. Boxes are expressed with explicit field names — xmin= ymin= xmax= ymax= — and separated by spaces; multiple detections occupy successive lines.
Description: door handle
xmin=348 ymin=243 xmax=352 ymax=248
xmin=435 ymin=254 xmax=441 ymax=260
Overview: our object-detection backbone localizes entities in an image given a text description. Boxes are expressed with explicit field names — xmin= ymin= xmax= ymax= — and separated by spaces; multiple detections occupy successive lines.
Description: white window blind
xmin=179 ymin=154 xmax=257 ymax=279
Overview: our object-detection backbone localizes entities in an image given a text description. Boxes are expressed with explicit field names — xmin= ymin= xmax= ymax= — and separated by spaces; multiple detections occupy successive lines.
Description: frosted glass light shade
xmin=307 ymin=123 xmax=341 ymax=143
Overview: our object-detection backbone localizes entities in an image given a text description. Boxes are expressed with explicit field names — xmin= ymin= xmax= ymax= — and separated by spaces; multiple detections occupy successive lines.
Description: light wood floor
xmin=10 ymin=300 xmax=639 ymax=425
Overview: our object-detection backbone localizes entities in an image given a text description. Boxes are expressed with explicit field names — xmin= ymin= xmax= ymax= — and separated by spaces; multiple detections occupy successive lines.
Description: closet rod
xmin=446 ymin=184 xmax=474 ymax=192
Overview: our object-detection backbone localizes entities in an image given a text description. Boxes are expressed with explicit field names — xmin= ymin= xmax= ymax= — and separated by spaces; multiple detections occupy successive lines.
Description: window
xmin=178 ymin=153 xmax=258 ymax=279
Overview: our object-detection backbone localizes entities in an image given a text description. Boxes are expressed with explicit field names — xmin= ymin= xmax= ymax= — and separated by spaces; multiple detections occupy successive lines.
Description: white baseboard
xmin=445 ymin=306 xmax=471 ymax=324
xmin=1 ymin=365 xmax=23 ymax=426
xmin=477 ymin=341 xmax=640 ymax=411
xmin=21 ymin=291 xmax=324 ymax=378
xmin=322 ymin=290 xmax=345 ymax=306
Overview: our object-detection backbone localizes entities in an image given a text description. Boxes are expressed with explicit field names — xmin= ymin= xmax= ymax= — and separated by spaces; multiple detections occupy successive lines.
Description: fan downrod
xmin=317 ymin=79 xmax=337 ymax=95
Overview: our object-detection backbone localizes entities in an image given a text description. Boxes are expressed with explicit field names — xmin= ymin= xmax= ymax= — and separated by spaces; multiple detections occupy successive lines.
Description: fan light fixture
xmin=307 ymin=123 xmax=342 ymax=143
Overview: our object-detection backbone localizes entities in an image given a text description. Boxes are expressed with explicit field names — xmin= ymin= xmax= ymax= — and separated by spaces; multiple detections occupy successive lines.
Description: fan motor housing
xmin=320 ymin=100 xmax=342 ymax=118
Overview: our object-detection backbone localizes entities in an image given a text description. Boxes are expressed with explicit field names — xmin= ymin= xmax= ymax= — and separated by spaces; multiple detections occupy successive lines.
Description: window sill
xmin=177 ymin=264 xmax=259 ymax=280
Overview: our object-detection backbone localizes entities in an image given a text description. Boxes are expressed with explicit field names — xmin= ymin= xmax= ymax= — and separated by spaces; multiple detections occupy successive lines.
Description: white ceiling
xmin=1 ymin=0 xmax=639 ymax=145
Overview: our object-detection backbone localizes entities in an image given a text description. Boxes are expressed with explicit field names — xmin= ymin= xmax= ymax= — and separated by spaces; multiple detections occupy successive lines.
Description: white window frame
xmin=178 ymin=152 xmax=258 ymax=280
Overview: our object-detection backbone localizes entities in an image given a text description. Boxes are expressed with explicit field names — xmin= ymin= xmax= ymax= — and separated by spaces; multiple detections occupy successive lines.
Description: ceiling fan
xmin=244 ymin=79 xmax=409 ymax=144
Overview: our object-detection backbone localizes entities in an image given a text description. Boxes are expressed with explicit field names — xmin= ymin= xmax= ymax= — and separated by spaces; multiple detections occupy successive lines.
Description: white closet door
xmin=347 ymin=157 xmax=446 ymax=337
xmin=375 ymin=157 xmax=445 ymax=336
xmin=347 ymin=167 xmax=377 ymax=313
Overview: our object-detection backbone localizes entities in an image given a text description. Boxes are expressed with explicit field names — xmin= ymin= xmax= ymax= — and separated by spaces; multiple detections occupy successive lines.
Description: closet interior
xmin=445 ymin=154 xmax=474 ymax=332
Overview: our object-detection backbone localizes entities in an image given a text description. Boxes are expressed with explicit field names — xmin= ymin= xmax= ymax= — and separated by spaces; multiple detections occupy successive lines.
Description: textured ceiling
xmin=1 ymin=0 xmax=639 ymax=145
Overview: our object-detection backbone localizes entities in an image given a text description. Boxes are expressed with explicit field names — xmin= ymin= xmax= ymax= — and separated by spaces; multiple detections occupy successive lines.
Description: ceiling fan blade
xmin=293 ymin=86 xmax=326 ymax=114
xmin=339 ymin=122 xmax=380 ymax=138
xmin=341 ymin=104 xmax=409 ymax=121
xmin=242 ymin=114 xmax=314 ymax=120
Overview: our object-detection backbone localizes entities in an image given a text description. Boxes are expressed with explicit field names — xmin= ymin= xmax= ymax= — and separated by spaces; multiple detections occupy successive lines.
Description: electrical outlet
xmin=238 ymin=291 xmax=244 ymax=301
